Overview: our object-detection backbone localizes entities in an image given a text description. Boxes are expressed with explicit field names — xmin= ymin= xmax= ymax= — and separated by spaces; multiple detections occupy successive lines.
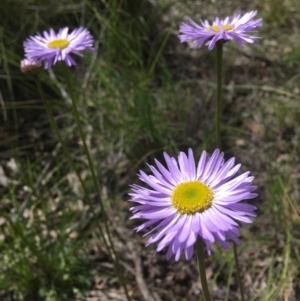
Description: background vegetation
xmin=0 ymin=0 xmax=299 ymax=300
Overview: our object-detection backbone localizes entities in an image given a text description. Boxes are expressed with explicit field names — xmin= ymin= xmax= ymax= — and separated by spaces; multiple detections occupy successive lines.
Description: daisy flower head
xmin=23 ymin=27 xmax=94 ymax=69
xmin=20 ymin=58 xmax=42 ymax=76
xmin=129 ymin=149 xmax=257 ymax=261
xmin=179 ymin=11 xmax=262 ymax=50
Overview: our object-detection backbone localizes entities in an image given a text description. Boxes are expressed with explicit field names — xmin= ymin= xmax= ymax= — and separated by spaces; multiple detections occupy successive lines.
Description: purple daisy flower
xmin=129 ymin=149 xmax=257 ymax=261
xmin=23 ymin=27 xmax=94 ymax=69
xmin=179 ymin=11 xmax=262 ymax=50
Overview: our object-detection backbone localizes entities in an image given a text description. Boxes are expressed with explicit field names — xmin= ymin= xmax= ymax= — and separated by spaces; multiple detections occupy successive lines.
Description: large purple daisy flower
xmin=23 ymin=27 xmax=94 ymax=69
xmin=129 ymin=149 xmax=257 ymax=261
xmin=178 ymin=11 xmax=262 ymax=50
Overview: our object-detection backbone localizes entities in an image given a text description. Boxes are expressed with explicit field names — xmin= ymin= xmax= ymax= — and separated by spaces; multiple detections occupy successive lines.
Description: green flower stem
xmin=62 ymin=65 xmax=131 ymax=301
xmin=215 ymin=42 xmax=245 ymax=301
xmin=35 ymin=79 xmax=111 ymax=266
xmin=196 ymin=238 xmax=213 ymax=301
xmin=216 ymin=42 xmax=223 ymax=150
xmin=233 ymin=243 xmax=245 ymax=301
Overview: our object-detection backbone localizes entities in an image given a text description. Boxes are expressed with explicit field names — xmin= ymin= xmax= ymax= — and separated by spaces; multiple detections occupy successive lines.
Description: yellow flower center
xmin=210 ymin=24 xmax=234 ymax=32
xmin=47 ymin=39 xmax=70 ymax=49
xmin=171 ymin=181 xmax=214 ymax=215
